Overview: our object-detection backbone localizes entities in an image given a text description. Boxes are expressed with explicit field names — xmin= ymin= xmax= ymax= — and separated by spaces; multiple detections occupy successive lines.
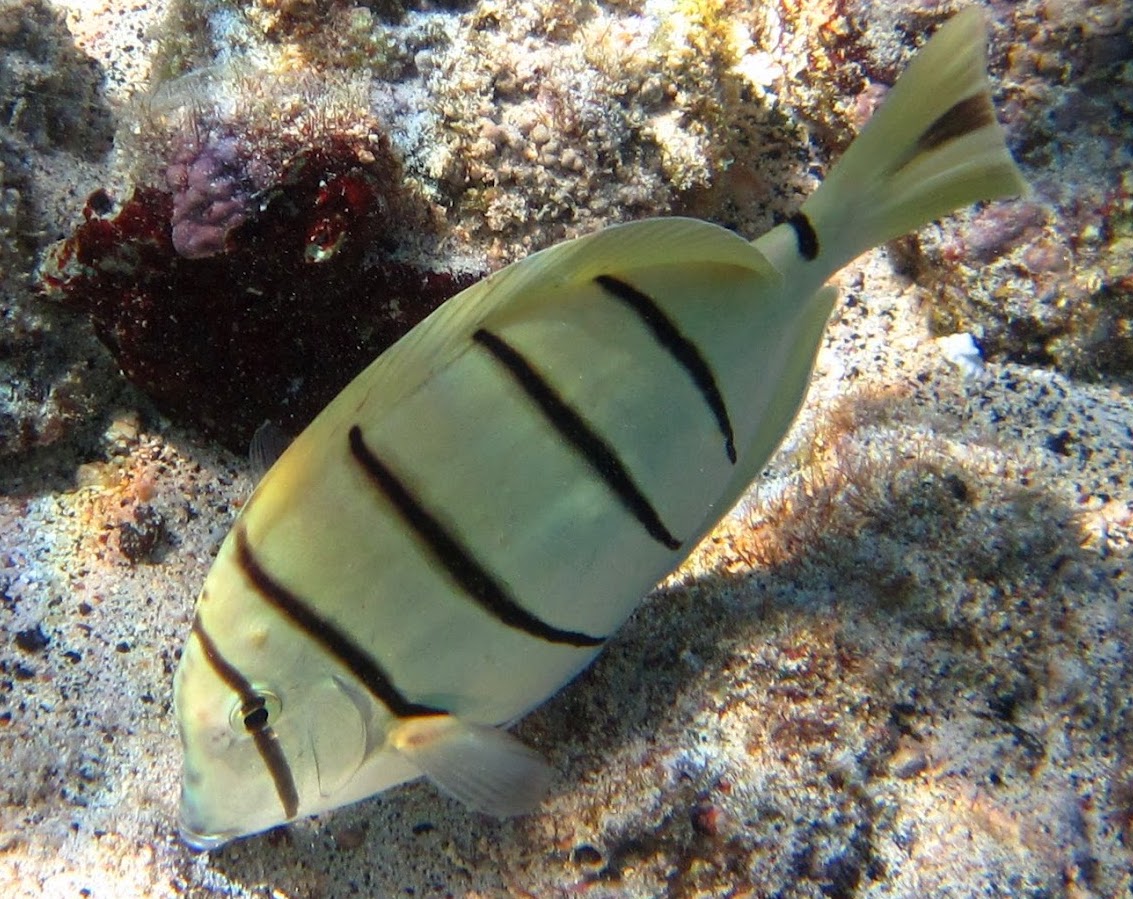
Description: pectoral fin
xmin=248 ymin=420 xmax=293 ymax=480
xmin=389 ymin=715 xmax=552 ymax=817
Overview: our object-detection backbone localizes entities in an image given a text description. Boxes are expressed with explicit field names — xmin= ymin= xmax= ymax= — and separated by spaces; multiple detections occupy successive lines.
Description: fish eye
xmin=229 ymin=690 xmax=282 ymax=735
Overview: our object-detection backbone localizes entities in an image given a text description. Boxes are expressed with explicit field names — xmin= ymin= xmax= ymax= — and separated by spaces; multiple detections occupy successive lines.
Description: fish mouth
xmin=178 ymin=813 xmax=238 ymax=852
xmin=177 ymin=796 xmax=239 ymax=851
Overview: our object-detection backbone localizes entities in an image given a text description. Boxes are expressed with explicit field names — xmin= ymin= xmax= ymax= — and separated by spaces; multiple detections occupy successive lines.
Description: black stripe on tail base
xmin=594 ymin=274 xmax=737 ymax=464
xmin=787 ymin=212 xmax=820 ymax=261
xmin=472 ymin=328 xmax=683 ymax=552
xmin=348 ymin=426 xmax=606 ymax=648
xmin=914 ymin=94 xmax=995 ymax=157
xmin=233 ymin=526 xmax=446 ymax=717
xmin=191 ymin=616 xmax=299 ymax=819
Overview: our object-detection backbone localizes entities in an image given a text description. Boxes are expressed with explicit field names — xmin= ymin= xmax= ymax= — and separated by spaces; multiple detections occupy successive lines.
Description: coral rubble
xmin=39 ymin=54 xmax=479 ymax=448
xmin=40 ymin=135 xmax=473 ymax=450
xmin=0 ymin=0 xmax=118 ymax=459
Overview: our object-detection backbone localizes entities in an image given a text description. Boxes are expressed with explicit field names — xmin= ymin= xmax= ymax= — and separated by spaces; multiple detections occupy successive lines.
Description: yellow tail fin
xmin=801 ymin=7 xmax=1028 ymax=272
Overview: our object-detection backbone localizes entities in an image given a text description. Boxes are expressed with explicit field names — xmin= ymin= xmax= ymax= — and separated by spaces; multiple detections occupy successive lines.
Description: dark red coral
xmin=40 ymin=138 xmax=478 ymax=452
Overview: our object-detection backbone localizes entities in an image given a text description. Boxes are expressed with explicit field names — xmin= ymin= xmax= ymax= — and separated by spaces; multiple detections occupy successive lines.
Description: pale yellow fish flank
xmin=173 ymin=8 xmax=1027 ymax=850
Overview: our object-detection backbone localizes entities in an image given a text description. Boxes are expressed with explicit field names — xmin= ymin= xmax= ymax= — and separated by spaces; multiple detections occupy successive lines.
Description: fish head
xmin=172 ymin=575 xmax=419 ymax=850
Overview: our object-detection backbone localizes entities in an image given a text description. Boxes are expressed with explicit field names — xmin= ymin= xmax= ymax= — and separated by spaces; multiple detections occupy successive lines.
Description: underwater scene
xmin=2 ymin=0 xmax=1132 ymax=896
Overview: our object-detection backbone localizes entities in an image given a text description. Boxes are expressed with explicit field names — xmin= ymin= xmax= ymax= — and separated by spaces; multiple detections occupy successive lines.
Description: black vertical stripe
xmin=914 ymin=94 xmax=995 ymax=156
xmin=191 ymin=616 xmax=299 ymax=820
xmin=233 ymin=526 xmax=447 ymax=717
xmin=347 ymin=426 xmax=606 ymax=648
xmin=787 ymin=212 xmax=819 ymax=261
xmin=593 ymin=274 xmax=737 ymax=464
xmin=472 ymin=328 xmax=682 ymax=551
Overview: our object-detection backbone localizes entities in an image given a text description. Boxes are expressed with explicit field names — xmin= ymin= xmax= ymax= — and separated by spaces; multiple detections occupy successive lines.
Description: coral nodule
xmin=165 ymin=128 xmax=256 ymax=260
xmin=39 ymin=70 xmax=475 ymax=452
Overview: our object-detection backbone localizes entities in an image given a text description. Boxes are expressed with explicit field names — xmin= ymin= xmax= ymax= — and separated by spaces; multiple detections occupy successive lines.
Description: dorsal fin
xmin=301 ymin=218 xmax=782 ymax=445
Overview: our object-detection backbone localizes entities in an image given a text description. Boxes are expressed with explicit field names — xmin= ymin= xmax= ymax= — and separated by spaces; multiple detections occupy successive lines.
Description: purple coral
xmin=165 ymin=130 xmax=255 ymax=259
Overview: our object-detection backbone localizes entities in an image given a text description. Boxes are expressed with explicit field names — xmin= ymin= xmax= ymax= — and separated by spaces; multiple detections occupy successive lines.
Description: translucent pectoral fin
xmin=249 ymin=420 xmax=293 ymax=481
xmin=389 ymin=715 xmax=553 ymax=817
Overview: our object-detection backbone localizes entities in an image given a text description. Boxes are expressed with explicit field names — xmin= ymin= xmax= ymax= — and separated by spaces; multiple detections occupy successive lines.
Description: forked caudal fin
xmin=798 ymin=7 xmax=1028 ymax=273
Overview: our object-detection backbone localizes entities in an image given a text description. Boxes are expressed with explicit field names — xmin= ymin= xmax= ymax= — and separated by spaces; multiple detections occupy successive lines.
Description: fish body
xmin=174 ymin=8 xmax=1026 ymax=849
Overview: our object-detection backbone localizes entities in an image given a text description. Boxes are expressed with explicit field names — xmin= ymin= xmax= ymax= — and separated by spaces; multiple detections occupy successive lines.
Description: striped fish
xmin=173 ymin=8 xmax=1026 ymax=849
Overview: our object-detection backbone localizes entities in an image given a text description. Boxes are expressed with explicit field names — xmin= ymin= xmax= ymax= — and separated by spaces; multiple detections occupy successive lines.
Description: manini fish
xmin=174 ymin=8 xmax=1027 ymax=849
